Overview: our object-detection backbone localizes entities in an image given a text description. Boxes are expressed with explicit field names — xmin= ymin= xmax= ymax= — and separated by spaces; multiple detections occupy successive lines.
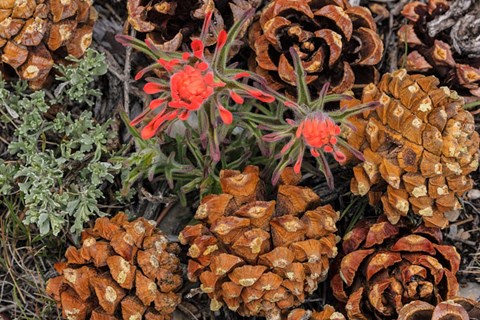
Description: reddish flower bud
xmin=233 ymin=72 xmax=250 ymax=79
xmin=191 ymin=39 xmax=204 ymax=59
xmin=229 ymin=90 xmax=244 ymax=104
xmin=294 ymin=155 xmax=303 ymax=174
xmin=217 ymin=103 xmax=233 ymax=124
xmin=135 ymin=67 xmax=149 ymax=81
xmin=217 ymin=30 xmax=228 ymax=50
xmin=148 ymin=98 xmax=164 ymax=110
xmin=143 ymin=82 xmax=163 ymax=94
xmin=246 ymin=89 xmax=275 ymax=103
xmin=158 ymin=58 xmax=180 ymax=72
xmin=179 ymin=110 xmax=190 ymax=121
xmin=141 ymin=110 xmax=169 ymax=139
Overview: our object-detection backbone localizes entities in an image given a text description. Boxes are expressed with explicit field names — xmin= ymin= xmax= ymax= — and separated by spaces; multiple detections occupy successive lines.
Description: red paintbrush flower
xmin=169 ymin=62 xmax=225 ymax=116
xmin=273 ymin=112 xmax=346 ymax=177
xmin=120 ymin=9 xmax=274 ymax=141
xmin=298 ymin=113 xmax=345 ymax=163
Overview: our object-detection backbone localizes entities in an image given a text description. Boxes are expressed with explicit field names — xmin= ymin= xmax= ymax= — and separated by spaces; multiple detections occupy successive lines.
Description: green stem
xmin=0 ymin=108 xmax=19 ymax=129
xmin=464 ymin=100 xmax=480 ymax=110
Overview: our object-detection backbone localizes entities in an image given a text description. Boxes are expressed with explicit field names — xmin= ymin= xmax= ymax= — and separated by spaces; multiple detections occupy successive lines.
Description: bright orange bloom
xmin=169 ymin=62 xmax=225 ymax=114
xmin=295 ymin=113 xmax=346 ymax=170
xmin=298 ymin=113 xmax=341 ymax=150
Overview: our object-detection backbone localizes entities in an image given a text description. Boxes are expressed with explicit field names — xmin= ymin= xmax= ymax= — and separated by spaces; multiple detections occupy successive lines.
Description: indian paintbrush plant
xmin=117 ymin=9 xmax=274 ymax=147
xmin=118 ymin=10 xmax=378 ymax=199
xmin=246 ymin=48 xmax=380 ymax=188
xmin=117 ymin=9 xmax=275 ymax=201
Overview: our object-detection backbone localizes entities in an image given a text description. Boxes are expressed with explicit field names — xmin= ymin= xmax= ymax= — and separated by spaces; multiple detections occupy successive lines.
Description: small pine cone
xmin=179 ymin=166 xmax=340 ymax=320
xmin=330 ymin=216 xmax=461 ymax=320
xmin=127 ymin=0 xmax=261 ymax=52
xmin=45 ymin=213 xmax=182 ymax=320
xmin=344 ymin=69 xmax=479 ymax=228
xmin=398 ymin=0 xmax=480 ymax=97
xmin=249 ymin=0 xmax=383 ymax=96
xmin=398 ymin=297 xmax=480 ymax=320
xmin=287 ymin=305 xmax=345 ymax=320
xmin=0 ymin=0 xmax=97 ymax=89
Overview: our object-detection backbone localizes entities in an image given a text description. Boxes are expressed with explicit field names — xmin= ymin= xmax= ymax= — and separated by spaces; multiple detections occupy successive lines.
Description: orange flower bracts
xmin=45 ymin=213 xmax=182 ymax=320
xmin=170 ymin=64 xmax=220 ymax=111
xmin=119 ymin=10 xmax=274 ymax=141
xmin=298 ymin=113 xmax=345 ymax=163
xmin=136 ymin=56 xmax=227 ymax=139
xmin=331 ymin=216 xmax=461 ymax=320
xmin=179 ymin=166 xmax=340 ymax=319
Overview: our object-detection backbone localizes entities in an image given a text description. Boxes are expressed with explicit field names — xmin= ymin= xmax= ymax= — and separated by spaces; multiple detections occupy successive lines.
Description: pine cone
xmin=179 ymin=166 xmax=340 ymax=320
xmin=330 ymin=217 xmax=461 ymax=320
xmin=0 ymin=0 xmax=97 ymax=89
xmin=127 ymin=0 xmax=261 ymax=52
xmin=398 ymin=0 xmax=480 ymax=97
xmin=344 ymin=69 xmax=479 ymax=228
xmin=287 ymin=305 xmax=345 ymax=320
xmin=45 ymin=213 xmax=182 ymax=320
xmin=398 ymin=297 xmax=480 ymax=320
xmin=249 ymin=0 xmax=383 ymax=96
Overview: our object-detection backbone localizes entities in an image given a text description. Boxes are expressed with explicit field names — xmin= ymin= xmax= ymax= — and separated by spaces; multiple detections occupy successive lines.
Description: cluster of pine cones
xmin=5 ymin=0 xmax=474 ymax=319
xmin=47 ymin=165 xmax=480 ymax=320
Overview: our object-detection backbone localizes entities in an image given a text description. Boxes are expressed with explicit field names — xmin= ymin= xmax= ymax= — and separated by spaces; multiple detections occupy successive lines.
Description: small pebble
xmin=467 ymin=189 xmax=480 ymax=200
xmin=444 ymin=209 xmax=461 ymax=222
xmin=459 ymin=282 xmax=480 ymax=301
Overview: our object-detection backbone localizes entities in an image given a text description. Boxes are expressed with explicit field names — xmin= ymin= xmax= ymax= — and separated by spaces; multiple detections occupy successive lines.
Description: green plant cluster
xmin=52 ymin=48 xmax=108 ymax=106
xmin=115 ymin=110 xmax=263 ymax=205
xmin=0 ymin=50 xmax=119 ymax=237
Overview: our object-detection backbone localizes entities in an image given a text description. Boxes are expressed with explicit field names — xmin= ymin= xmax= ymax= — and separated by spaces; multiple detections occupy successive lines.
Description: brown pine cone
xmin=45 ymin=213 xmax=182 ymax=320
xmin=179 ymin=166 xmax=340 ymax=320
xmin=344 ymin=69 xmax=479 ymax=228
xmin=287 ymin=305 xmax=345 ymax=320
xmin=0 ymin=0 xmax=97 ymax=89
xmin=398 ymin=297 xmax=480 ymax=320
xmin=249 ymin=0 xmax=383 ymax=96
xmin=398 ymin=0 xmax=480 ymax=97
xmin=127 ymin=0 xmax=261 ymax=52
xmin=330 ymin=216 xmax=461 ymax=320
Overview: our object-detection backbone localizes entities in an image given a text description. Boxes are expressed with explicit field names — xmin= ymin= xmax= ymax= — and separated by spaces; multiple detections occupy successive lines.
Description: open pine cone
xmin=287 ymin=305 xmax=345 ymax=320
xmin=0 ymin=0 xmax=97 ymax=89
xmin=249 ymin=0 xmax=383 ymax=96
xmin=344 ymin=69 xmax=479 ymax=228
xmin=398 ymin=0 xmax=480 ymax=97
xmin=330 ymin=216 xmax=460 ymax=320
xmin=127 ymin=0 xmax=261 ymax=52
xmin=179 ymin=166 xmax=340 ymax=320
xmin=46 ymin=213 xmax=182 ymax=320
xmin=398 ymin=297 xmax=480 ymax=320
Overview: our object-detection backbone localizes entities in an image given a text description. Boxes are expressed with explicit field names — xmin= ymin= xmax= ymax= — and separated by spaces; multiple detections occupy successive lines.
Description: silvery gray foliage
xmin=53 ymin=48 xmax=108 ymax=106
xmin=0 ymin=50 xmax=119 ymax=237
